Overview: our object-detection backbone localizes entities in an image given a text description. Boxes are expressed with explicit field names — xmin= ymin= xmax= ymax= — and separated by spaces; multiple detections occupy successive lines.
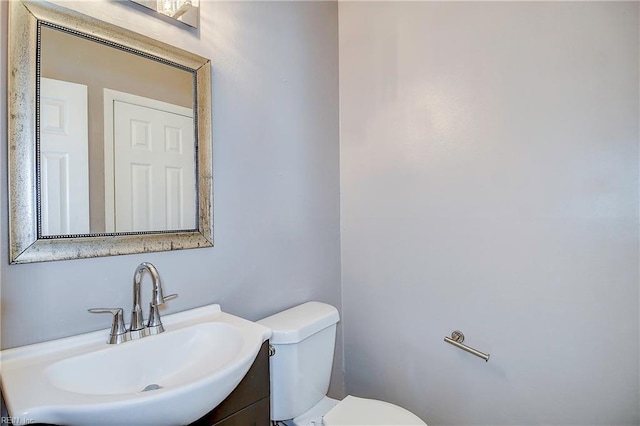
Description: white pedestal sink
xmin=0 ymin=304 xmax=272 ymax=426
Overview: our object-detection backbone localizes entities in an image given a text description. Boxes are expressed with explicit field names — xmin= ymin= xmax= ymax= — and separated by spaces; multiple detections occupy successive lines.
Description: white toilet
xmin=258 ymin=302 xmax=427 ymax=426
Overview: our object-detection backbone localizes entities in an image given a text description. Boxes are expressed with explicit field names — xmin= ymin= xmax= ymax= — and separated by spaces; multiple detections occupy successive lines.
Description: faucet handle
xmin=88 ymin=308 xmax=130 ymax=344
xmin=150 ymin=293 xmax=178 ymax=308
xmin=146 ymin=294 xmax=178 ymax=335
xmin=160 ymin=293 xmax=178 ymax=304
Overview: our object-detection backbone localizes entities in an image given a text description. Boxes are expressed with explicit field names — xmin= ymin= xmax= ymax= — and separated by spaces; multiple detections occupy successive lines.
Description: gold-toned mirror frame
xmin=8 ymin=0 xmax=213 ymax=264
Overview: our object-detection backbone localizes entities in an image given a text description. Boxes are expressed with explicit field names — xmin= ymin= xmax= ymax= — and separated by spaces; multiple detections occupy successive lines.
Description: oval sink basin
xmin=46 ymin=322 xmax=243 ymax=396
xmin=0 ymin=305 xmax=271 ymax=426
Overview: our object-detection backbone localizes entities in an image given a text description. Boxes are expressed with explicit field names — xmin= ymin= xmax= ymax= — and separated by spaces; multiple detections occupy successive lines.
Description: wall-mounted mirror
xmin=8 ymin=0 xmax=213 ymax=264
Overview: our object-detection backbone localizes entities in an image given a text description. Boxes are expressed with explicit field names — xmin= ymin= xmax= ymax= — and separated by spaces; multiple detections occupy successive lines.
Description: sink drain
xmin=141 ymin=384 xmax=162 ymax=392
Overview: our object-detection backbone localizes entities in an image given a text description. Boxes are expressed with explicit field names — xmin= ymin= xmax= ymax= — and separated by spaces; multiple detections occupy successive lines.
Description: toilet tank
xmin=257 ymin=302 xmax=340 ymax=421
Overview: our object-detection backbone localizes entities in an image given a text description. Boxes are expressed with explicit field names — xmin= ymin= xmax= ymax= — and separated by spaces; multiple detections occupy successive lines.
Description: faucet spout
xmin=130 ymin=262 xmax=163 ymax=338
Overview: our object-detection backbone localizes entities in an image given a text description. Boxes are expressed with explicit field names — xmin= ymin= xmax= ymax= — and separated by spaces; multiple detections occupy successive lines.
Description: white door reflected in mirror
xmin=40 ymin=78 xmax=90 ymax=236
xmin=105 ymin=90 xmax=196 ymax=233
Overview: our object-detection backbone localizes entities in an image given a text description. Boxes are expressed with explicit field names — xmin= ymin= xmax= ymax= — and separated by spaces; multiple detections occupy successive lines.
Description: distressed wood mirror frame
xmin=8 ymin=0 xmax=213 ymax=264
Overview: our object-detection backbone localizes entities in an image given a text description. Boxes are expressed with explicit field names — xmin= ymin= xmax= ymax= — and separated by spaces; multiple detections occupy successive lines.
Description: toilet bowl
xmin=289 ymin=395 xmax=426 ymax=426
xmin=257 ymin=302 xmax=427 ymax=426
xmin=323 ymin=395 xmax=425 ymax=426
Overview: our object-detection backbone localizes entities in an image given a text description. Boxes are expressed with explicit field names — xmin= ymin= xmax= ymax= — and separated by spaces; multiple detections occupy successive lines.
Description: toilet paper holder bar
xmin=444 ymin=330 xmax=490 ymax=362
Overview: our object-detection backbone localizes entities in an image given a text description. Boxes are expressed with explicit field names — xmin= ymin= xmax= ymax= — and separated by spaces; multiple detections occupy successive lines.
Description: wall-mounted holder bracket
xmin=444 ymin=330 xmax=490 ymax=362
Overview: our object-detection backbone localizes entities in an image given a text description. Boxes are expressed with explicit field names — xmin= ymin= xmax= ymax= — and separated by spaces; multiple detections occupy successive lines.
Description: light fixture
xmin=130 ymin=0 xmax=200 ymax=28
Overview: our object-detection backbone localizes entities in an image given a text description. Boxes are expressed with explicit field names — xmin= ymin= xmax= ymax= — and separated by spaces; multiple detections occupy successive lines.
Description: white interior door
xmin=40 ymin=77 xmax=90 ymax=235
xmin=107 ymin=94 xmax=195 ymax=233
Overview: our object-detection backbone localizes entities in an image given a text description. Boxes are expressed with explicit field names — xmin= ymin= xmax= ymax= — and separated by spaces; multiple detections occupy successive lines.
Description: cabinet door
xmin=213 ymin=397 xmax=270 ymax=426
xmin=190 ymin=341 xmax=270 ymax=426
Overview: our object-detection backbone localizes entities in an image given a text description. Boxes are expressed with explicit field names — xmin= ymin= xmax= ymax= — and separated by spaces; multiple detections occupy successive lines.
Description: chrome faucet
xmin=130 ymin=262 xmax=177 ymax=339
xmin=89 ymin=262 xmax=177 ymax=344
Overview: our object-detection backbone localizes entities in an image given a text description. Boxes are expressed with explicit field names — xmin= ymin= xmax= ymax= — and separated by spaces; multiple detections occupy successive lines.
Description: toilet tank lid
xmin=257 ymin=302 xmax=340 ymax=344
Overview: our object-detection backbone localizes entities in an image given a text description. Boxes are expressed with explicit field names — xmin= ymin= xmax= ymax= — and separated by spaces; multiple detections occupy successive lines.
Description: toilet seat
xmin=323 ymin=395 xmax=426 ymax=426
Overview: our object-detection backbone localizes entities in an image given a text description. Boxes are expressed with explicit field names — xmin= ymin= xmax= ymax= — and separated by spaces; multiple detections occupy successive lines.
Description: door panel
xmin=112 ymin=100 xmax=195 ymax=232
xmin=40 ymin=78 xmax=90 ymax=235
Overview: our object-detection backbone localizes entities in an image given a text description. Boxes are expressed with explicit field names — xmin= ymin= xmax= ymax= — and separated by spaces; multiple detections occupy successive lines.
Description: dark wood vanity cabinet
xmin=0 ymin=341 xmax=271 ymax=426
xmin=190 ymin=341 xmax=271 ymax=426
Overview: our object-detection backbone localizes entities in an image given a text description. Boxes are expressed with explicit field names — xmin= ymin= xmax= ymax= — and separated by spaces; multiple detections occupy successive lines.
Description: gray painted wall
xmin=0 ymin=0 xmax=343 ymax=394
xmin=339 ymin=2 xmax=639 ymax=425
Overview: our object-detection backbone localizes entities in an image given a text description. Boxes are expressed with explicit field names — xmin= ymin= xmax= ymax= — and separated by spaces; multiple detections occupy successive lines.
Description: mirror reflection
xmin=39 ymin=25 xmax=197 ymax=236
